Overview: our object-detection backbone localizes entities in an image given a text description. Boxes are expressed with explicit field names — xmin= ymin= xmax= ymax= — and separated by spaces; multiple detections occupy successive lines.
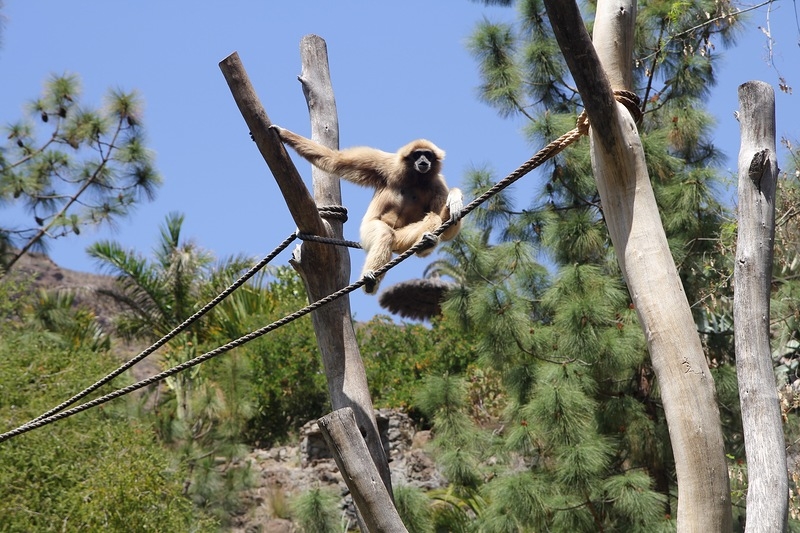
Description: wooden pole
xmin=319 ymin=408 xmax=409 ymax=532
xmin=735 ymin=80 xmax=787 ymax=533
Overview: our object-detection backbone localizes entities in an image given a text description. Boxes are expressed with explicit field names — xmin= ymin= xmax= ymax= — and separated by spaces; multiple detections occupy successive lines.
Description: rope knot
xmin=574 ymin=90 xmax=642 ymax=137
xmin=576 ymin=110 xmax=590 ymax=135
xmin=317 ymin=205 xmax=348 ymax=222
xmin=613 ymin=90 xmax=643 ymax=125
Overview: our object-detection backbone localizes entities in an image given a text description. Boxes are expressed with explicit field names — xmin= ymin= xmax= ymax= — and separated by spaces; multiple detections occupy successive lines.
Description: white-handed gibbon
xmin=272 ymin=126 xmax=463 ymax=294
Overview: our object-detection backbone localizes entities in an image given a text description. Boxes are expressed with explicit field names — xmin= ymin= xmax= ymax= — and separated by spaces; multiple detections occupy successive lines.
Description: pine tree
xmin=0 ymin=74 xmax=161 ymax=273
xmin=423 ymin=1 xmax=748 ymax=530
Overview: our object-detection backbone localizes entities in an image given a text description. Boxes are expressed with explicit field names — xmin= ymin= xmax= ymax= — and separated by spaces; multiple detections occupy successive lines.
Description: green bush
xmin=0 ymin=328 xmax=217 ymax=532
xmin=358 ymin=314 xmax=480 ymax=411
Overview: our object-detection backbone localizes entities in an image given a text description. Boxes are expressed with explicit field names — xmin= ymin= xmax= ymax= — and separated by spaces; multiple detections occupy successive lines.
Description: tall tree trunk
xmin=543 ymin=1 xmax=732 ymax=530
xmin=735 ymin=80 xmax=787 ymax=533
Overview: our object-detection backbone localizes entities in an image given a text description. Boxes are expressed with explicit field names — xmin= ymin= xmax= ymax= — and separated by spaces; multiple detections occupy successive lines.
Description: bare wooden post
xmin=319 ymin=408 xmax=409 ymax=533
xmin=735 ymin=80 xmax=787 ymax=533
xmin=288 ymin=34 xmax=392 ymax=498
xmin=218 ymin=41 xmax=393 ymax=514
xmin=543 ymin=1 xmax=732 ymax=530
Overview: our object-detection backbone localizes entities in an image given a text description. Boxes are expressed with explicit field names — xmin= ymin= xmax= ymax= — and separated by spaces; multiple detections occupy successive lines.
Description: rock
xmin=234 ymin=408 xmax=444 ymax=532
xmin=263 ymin=518 xmax=293 ymax=533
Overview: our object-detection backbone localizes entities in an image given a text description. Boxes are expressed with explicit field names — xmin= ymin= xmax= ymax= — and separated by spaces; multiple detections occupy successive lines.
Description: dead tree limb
xmin=219 ymin=41 xmax=393 ymax=513
xmin=542 ymin=1 xmax=732 ymax=530
xmin=735 ymin=80 xmax=787 ymax=533
xmin=319 ymin=408 xmax=409 ymax=533
xmin=219 ymin=52 xmax=324 ymax=236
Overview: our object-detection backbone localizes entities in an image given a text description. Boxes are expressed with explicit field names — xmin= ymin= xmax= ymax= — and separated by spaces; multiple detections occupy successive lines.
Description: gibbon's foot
xmin=416 ymin=232 xmax=439 ymax=257
xmin=363 ymin=271 xmax=379 ymax=294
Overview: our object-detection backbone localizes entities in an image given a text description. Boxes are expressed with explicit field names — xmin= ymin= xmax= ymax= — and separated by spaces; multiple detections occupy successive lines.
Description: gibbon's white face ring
xmin=414 ymin=155 xmax=432 ymax=174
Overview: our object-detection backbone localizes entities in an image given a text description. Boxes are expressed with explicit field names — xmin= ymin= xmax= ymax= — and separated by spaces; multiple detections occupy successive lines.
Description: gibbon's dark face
xmin=410 ymin=149 xmax=436 ymax=174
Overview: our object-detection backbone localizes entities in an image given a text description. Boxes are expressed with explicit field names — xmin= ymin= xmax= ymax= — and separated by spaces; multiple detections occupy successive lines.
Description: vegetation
xmin=0 ymin=74 xmax=161 ymax=274
xmin=3 ymin=1 xmax=800 ymax=531
xmin=0 ymin=316 xmax=217 ymax=531
xmin=396 ymin=0 xmax=796 ymax=530
xmin=293 ymin=486 xmax=344 ymax=533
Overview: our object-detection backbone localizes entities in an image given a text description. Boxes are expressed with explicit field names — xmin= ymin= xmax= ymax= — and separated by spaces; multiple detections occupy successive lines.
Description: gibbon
xmin=272 ymin=126 xmax=463 ymax=294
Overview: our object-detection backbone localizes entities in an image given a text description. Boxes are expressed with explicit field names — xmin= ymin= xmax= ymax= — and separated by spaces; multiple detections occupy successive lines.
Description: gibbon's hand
xmin=362 ymin=270 xmax=378 ymax=294
xmin=269 ymin=125 xmax=286 ymax=138
xmin=446 ymin=189 xmax=464 ymax=223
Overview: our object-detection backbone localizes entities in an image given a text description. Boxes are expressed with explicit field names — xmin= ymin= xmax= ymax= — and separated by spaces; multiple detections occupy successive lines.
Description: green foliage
xmin=480 ymin=472 xmax=551 ymax=532
xmin=29 ymin=288 xmax=111 ymax=351
xmin=0 ymin=73 xmax=161 ymax=273
xmin=0 ymin=273 xmax=34 ymax=324
xmin=292 ymin=486 xmax=342 ymax=533
xmin=239 ymin=267 xmax=329 ymax=445
xmin=358 ymin=313 xmax=480 ymax=409
xmin=87 ymin=212 xmax=261 ymax=524
xmin=416 ymin=374 xmax=489 ymax=494
xmin=771 ymin=140 xmax=800 ymax=527
xmin=394 ymin=485 xmax=435 ymax=533
xmin=88 ymin=212 xmax=217 ymax=341
xmin=0 ymin=328 xmax=216 ymax=532
xmin=404 ymin=1 xmax=753 ymax=530
xmin=601 ymin=471 xmax=669 ymax=531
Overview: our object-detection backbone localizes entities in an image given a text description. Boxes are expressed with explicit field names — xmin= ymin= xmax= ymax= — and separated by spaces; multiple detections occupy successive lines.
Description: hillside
xmin=6 ymin=251 xmax=124 ymax=325
xmin=3 ymin=252 xmax=444 ymax=531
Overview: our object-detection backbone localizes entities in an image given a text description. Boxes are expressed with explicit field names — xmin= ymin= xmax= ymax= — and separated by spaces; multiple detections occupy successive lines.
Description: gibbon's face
xmin=409 ymin=149 xmax=436 ymax=174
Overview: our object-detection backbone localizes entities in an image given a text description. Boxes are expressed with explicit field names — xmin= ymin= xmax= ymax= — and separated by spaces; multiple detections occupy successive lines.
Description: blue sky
xmin=1 ymin=1 xmax=798 ymax=321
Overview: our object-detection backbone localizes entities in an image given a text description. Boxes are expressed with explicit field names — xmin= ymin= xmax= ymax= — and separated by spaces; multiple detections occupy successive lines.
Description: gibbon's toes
xmin=416 ymin=232 xmax=439 ymax=257
xmin=363 ymin=271 xmax=379 ymax=294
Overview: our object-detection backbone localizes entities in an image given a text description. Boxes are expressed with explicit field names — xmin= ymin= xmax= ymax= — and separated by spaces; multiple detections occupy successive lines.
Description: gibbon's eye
xmin=410 ymin=150 xmax=435 ymax=161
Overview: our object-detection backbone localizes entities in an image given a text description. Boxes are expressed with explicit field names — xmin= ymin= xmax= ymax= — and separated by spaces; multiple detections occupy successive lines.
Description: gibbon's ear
xmin=399 ymin=139 xmax=445 ymax=163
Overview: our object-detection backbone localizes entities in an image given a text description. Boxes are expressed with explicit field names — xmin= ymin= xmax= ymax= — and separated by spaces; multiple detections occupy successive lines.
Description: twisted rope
xmin=317 ymin=205 xmax=349 ymax=222
xmin=21 ymin=232 xmax=299 ymax=428
xmin=297 ymin=232 xmax=362 ymax=249
xmin=1 ymin=94 xmax=643 ymax=443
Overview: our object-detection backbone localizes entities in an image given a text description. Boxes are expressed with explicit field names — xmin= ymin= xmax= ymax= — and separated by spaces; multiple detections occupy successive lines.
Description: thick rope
xmin=2 ymin=97 xmax=637 ymax=442
xmin=297 ymin=232 xmax=362 ymax=249
xmin=21 ymin=232 xmax=299 ymax=428
xmin=317 ymin=205 xmax=349 ymax=222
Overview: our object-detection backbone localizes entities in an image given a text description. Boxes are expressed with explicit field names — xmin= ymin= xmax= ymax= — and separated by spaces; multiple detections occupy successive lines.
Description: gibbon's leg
xmin=393 ymin=213 xmax=443 ymax=258
xmin=439 ymin=217 xmax=462 ymax=242
xmin=360 ymin=219 xmax=394 ymax=294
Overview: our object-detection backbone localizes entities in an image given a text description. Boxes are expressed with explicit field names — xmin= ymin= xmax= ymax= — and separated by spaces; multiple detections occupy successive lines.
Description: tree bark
xmin=735 ymin=80 xmax=787 ymax=533
xmin=543 ymin=1 xmax=732 ymax=531
xmin=219 ymin=40 xmax=393 ymax=521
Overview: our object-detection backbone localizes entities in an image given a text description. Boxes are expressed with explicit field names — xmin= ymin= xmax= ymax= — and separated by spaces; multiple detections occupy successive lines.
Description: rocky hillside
xmin=233 ymin=410 xmax=444 ymax=532
xmin=6 ymin=252 xmax=124 ymax=325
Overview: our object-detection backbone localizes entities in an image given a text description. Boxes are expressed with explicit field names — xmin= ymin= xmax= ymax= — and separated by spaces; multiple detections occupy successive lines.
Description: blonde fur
xmin=273 ymin=126 xmax=462 ymax=294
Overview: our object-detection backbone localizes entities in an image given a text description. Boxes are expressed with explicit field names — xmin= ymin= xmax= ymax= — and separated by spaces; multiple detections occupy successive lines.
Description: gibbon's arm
xmin=272 ymin=126 xmax=395 ymax=188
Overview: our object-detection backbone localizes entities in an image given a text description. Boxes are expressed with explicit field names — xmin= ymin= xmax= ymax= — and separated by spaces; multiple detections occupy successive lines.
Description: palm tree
xmin=88 ymin=211 xmax=223 ymax=339
xmin=88 ymin=211 xmax=258 ymax=522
